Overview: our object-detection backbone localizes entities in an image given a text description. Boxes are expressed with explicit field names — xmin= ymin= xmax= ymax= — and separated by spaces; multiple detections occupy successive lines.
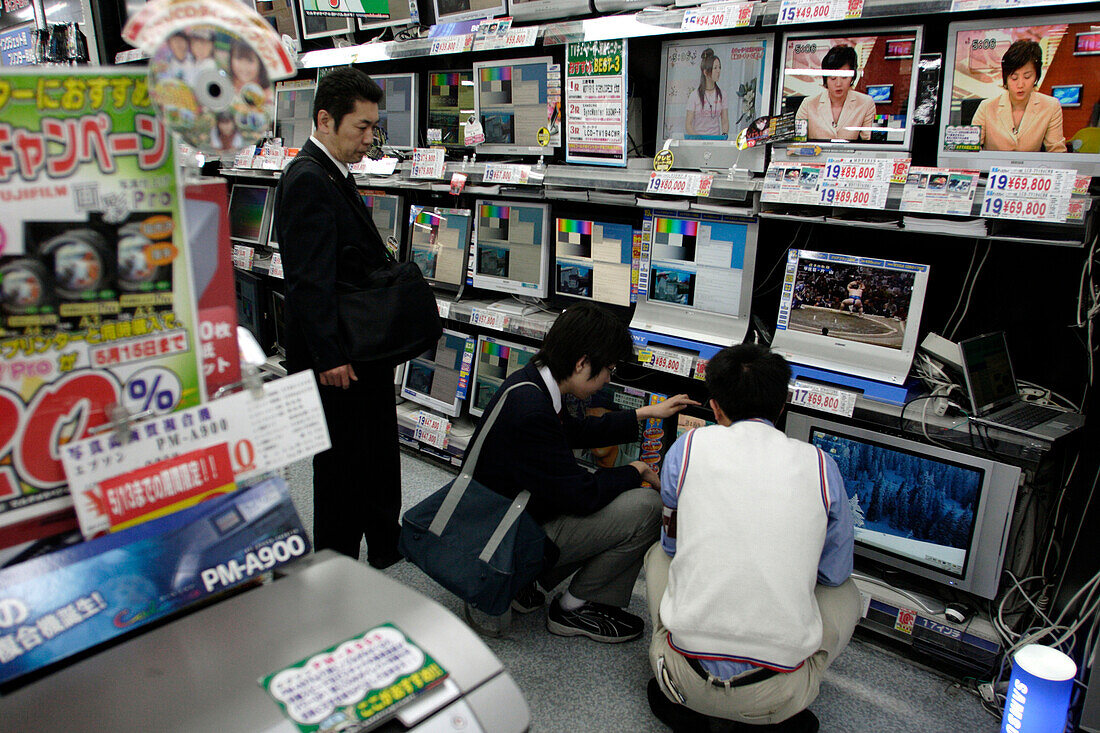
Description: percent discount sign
xmin=647 ymin=171 xmax=714 ymax=197
xmin=981 ymin=166 xmax=1075 ymax=223
xmin=818 ymin=157 xmax=890 ymax=210
xmin=777 ymin=0 xmax=863 ymax=24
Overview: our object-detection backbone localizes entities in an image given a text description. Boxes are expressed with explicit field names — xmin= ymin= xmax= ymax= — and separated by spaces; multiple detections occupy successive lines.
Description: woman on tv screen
xmin=970 ymin=39 xmax=1067 ymax=153
xmin=684 ymin=48 xmax=729 ymax=139
xmin=795 ymin=44 xmax=875 ymax=141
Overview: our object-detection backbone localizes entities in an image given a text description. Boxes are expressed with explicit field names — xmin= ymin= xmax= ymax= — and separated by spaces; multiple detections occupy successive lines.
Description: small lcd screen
xmin=475 ymin=202 xmax=547 ymax=294
xmin=646 ymin=214 xmax=749 ymax=317
xmin=555 ymin=218 xmax=634 ymax=307
xmin=471 ymin=336 xmax=538 ymax=416
xmin=429 ymin=71 xmax=476 ymax=148
xmin=228 ymin=186 xmax=269 ymax=244
xmin=274 ymin=84 xmax=316 ymax=150
xmin=376 ymin=74 xmax=417 ymax=148
xmin=476 ymin=59 xmax=555 ymax=151
xmin=409 ymin=207 xmax=473 ymax=288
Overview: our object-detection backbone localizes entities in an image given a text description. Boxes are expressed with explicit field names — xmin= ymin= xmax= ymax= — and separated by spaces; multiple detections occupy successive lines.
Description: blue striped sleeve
xmin=818 ymin=452 xmax=855 ymax=586
xmin=659 ymin=432 xmax=690 ymax=556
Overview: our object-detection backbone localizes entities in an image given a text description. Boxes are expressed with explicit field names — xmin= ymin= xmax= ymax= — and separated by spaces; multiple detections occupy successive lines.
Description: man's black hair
xmin=312 ymin=66 xmax=383 ymax=129
xmin=1000 ymin=40 xmax=1043 ymax=87
xmin=534 ymin=302 xmax=633 ymax=382
xmin=705 ymin=343 xmax=790 ymax=424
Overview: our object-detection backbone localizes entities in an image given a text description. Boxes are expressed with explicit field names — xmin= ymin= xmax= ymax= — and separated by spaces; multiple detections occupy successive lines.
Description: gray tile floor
xmin=284 ymin=452 xmax=1001 ymax=732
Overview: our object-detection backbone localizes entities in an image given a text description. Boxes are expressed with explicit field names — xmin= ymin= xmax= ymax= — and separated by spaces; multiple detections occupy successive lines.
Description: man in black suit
xmin=273 ymin=67 xmax=402 ymax=567
xmin=470 ymin=303 xmax=697 ymax=642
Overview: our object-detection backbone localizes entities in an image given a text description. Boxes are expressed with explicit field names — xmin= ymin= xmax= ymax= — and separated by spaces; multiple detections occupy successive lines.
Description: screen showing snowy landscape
xmin=811 ymin=428 xmax=984 ymax=577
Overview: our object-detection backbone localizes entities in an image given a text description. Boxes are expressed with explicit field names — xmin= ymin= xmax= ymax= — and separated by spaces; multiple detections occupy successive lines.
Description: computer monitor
xmin=273 ymin=80 xmax=315 ymax=151
xmin=507 ymin=0 xmax=591 ymax=22
xmin=401 ymin=328 xmax=475 ymax=418
xmin=776 ymin=26 xmax=923 ymax=151
xmin=433 ymin=0 xmax=505 ymax=23
xmin=785 ymin=413 xmax=1022 ymax=600
xmin=297 ymin=0 xmax=354 ymax=39
xmin=630 ymin=211 xmax=759 ymax=347
xmin=269 ymin=289 xmax=287 ymax=356
xmin=554 ymin=217 xmax=634 ymax=307
xmin=362 ymin=192 xmax=403 ymax=256
xmin=357 ymin=0 xmax=421 ymax=30
xmin=771 ymin=249 xmax=930 ymax=386
xmin=234 ymin=270 xmax=264 ymax=344
xmin=568 ymin=382 xmax=677 ymax=470
xmin=473 ymin=56 xmax=559 ymax=156
xmin=939 ymin=12 xmax=1100 ymax=176
xmin=472 ymin=199 xmax=551 ymax=298
xmin=428 ymin=70 xmax=476 ymax=149
xmin=408 ymin=206 xmax=474 ymax=294
xmin=228 ymin=184 xmax=273 ymax=246
xmin=469 ymin=334 xmax=538 ymax=418
xmin=656 ymin=34 xmax=775 ymax=173
xmin=373 ymin=73 xmax=418 ymax=150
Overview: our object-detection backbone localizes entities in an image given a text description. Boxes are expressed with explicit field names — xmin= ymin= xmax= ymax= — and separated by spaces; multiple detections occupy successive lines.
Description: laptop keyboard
xmin=997 ymin=403 xmax=1062 ymax=429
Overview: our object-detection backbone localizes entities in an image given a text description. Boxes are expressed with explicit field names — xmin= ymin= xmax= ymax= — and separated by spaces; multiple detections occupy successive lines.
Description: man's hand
xmin=630 ymin=460 xmax=662 ymax=491
xmin=319 ymin=364 xmax=357 ymax=389
xmin=637 ymin=394 xmax=700 ymax=421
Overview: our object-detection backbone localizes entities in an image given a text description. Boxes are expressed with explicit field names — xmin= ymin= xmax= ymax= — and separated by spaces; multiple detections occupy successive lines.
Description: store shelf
xmin=757 ymin=0 xmax=1096 ymax=25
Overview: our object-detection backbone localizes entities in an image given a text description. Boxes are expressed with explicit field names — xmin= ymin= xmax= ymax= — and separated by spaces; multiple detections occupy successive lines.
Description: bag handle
xmin=428 ymin=381 xmax=538 ymax=537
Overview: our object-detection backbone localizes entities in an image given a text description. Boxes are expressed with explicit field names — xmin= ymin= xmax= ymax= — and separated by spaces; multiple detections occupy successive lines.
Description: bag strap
xmin=428 ymin=381 xmax=539 ymax=537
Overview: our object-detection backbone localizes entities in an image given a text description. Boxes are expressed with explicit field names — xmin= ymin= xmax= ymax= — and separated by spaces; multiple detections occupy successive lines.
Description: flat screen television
xmin=408 ymin=206 xmax=474 ymax=294
xmin=554 ymin=217 xmax=634 ymax=307
xmin=273 ymin=79 xmax=316 ymax=151
xmin=401 ymin=328 xmax=475 ymax=417
xmin=472 ymin=199 xmax=551 ymax=298
xmin=776 ymin=25 xmax=923 ymax=152
xmin=361 ymin=192 xmax=403 ymax=257
xmin=939 ymin=12 xmax=1100 ymax=176
xmin=771 ymin=249 xmax=930 ymax=386
xmin=469 ymin=334 xmax=538 ymax=418
xmin=234 ymin=270 xmax=264 ymax=344
xmin=373 ymin=72 xmax=418 ymax=150
xmin=473 ymin=56 xmax=559 ymax=156
xmin=785 ymin=413 xmax=1022 ymax=600
xmin=228 ymin=184 xmax=274 ymax=246
xmin=630 ymin=210 xmax=758 ymax=347
xmin=297 ymin=0 xmax=354 ymax=39
xmin=656 ymin=34 xmax=775 ymax=173
xmin=269 ymin=289 xmax=286 ymax=356
xmin=428 ymin=70 xmax=476 ymax=149
xmin=356 ymin=0 xmax=422 ymax=30
xmin=432 ymin=0 xmax=505 ymax=24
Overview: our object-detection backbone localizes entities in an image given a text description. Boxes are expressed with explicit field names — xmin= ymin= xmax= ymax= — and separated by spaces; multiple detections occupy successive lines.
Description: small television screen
xmin=357 ymin=0 xmax=419 ymax=30
xmin=474 ymin=57 xmax=559 ymax=156
xmin=778 ymin=26 xmax=923 ymax=149
xmin=867 ymin=84 xmax=893 ymax=103
xmin=772 ymin=250 xmax=930 ymax=385
xmin=297 ymin=0 xmax=354 ymax=39
xmin=554 ymin=218 xmax=634 ymax=307
xmin=656 ymin=35 xmax=774 ymax=172
xmin=373 ymin=73 xmax=418 ymax=150
xmin=408 ymin=206 xmax=473 ymax=292
xmin=228 ymin=184 xmax=272 ymax=246
xmin=428 ymin=70 xmax=476 ymax=149
xmin=644 ymin=213 xmax=751 ymax=317
xmin=472 ymin=200 xmax=551 ymax=298
xmin=469 ymin=334 xmax=538 ymax=417
xmin=269 ymin=289 xmax=286 ymax=356
xmin=273 ymin=80 xmax=316 ymax=151
xmin=362 ymin=192 xmax=403 ymax=255
xmin=1075 ymin=30 xmax=1100 ymax=56
xmin=235 ymin=270 xmax=264 ymax=343
xmin=940 ymin=13 xmax=1100 ymax=175
xmin=401 ymin=329 xmax=474 ymax=417
xmin=298 ymin=0 xmax=389 ymax=17
xmin=433 ymin=0 xmax=505 ymax=23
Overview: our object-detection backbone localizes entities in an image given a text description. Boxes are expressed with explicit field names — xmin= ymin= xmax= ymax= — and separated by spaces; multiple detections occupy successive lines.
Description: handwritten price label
xmin=681 ymin=1 xmax=753 ymax=30
xmin=777 ymin=0 xmax=863 ymax=24
xmin=647 ymin=171 xmax=714 ymax=198
xmin=790 ymin=380 xmax=857 ymax=418
xmin=411 ymin=148 xmax=446 ymax=179
xmin=981 ymin=166 xmax=1074 ymax=223
xmin=470 ymin=308 xmax=506 ymax=330
xmin=483 ymin=163 xmax=530 ymax=185
xmin=232 ymin=245 xmax=255 ymax=271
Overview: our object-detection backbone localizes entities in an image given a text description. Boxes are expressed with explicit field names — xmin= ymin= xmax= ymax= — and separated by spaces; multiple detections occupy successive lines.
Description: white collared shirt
xmin=537 ymin=364 xmax=562 ymax=414
xmin=309 ymin=134 xmax=348 ymax=178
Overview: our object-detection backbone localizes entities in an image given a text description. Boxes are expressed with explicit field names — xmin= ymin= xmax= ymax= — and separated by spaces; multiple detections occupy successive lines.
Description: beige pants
xmin=644 ymin=542 xmax=861 ymax=725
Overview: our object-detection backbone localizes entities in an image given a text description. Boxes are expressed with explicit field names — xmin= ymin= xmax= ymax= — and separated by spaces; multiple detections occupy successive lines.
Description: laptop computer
xmin=959 ymin=332 xmax=1084 ymax=441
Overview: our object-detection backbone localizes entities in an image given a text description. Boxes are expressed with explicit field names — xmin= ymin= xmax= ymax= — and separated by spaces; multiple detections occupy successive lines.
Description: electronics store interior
xmin=3 ymin=0 xmax=1100 ymax=730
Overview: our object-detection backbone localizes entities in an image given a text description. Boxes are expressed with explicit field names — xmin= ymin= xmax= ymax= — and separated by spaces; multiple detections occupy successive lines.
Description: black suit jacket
xmin=469 ymin=362 xmax=642 ymax=523
xmin=273 ymin=139 xmax=389 ymax=374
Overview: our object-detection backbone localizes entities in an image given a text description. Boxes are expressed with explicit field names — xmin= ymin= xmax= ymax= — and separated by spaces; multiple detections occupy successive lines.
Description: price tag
xmin=777 ymin=0 xmax=863 ymax=24
xmin=470 ymin=307 xmax=506 ymax=330
xmin=818 ymin=157 xmax=889 ymax=210
xmin=981 ymin=166 xmax=1074 ymax=223
xmin=430 ymin=34 xmax=474 ymax=55
xmin=358 ymin=157 xmax=398 ymax=176
xmin=900 ymin=166 xmax=980 ymax=217
xmin=259 ymin=148 xmax=286 ymax=170
xmin=269 ymin=252 xmax=284 ymax=279
xmin=436 ymin=299 xmax=451 ymax=319
xmin=889 ymin=158 xmax=911 ymax=186
xmin=234 ymin=149 xmax=255 ymax=169
xmin=449 ymin=172 xmax=467 ymax=195
xmin=647 ymin=171 xmax=714 ymax=198
xmin=232 ymin=245 xmax=255 ymax=271
xmin=790 ymin=380 xmax=857 ymax=418
xmin=411 ymin=148 xmax=446 ymax=179
xmin=762 ymin=162 xmax=825 ymax=206
xmin=950 ymin=0 xmax=1056 ymax=10
xmin=681 ymin=1 xmax=753 ymax=30
xmin=472 ymin=26 xmax=538 ymax=52
xmin=483 ymin=163 xmax=531 ymax=185
xmin=644 ymin=348 xmax=693 ymax=378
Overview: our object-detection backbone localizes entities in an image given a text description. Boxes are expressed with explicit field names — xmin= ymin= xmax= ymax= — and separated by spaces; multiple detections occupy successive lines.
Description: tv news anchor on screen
xmin=970 ymin=39 xmax=1067 ymax=153
xmin=795 ymin=45 xmax=875 ymax=142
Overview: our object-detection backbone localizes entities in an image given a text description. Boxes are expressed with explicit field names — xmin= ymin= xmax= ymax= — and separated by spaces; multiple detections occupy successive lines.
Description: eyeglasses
xmin=605 ymin=364 xmax=618 ymax=376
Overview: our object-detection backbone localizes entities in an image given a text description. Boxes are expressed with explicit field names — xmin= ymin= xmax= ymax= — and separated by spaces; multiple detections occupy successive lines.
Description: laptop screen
xmin=961 ymin=332 xmax=1017 ymax=415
